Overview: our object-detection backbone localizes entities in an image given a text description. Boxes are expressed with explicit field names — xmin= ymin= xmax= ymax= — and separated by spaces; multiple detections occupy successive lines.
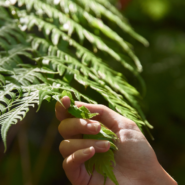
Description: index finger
xmin=75 ymin=101 xmax=123 ymax=132
xmin=55 ymin=96 xmax=124 ymax=132
xmin=55 ymin=96 xmax=72 ymax=121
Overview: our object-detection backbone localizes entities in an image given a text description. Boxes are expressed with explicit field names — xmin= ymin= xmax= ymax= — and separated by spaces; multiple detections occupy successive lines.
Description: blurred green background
xmin=0 ymin=0 xmax=185 ymax=184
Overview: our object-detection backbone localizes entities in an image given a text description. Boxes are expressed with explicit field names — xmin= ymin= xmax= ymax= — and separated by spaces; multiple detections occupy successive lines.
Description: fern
xmin=94 ymin=0 xmax=127 ymax=21
xmin=0 ymin=45 xmax=32 ymax=71
xmin=0 ymin=91 xmax=39 ymax=151
xmin=19 ymin=13 xmax=138 ymax=74
xmin=69 ymin=0 xmax=149 ymax=47
xmin=0 ymin=22 xmax=26 ymax=45
xmin=49 ymin=0 xmax=143 ymax=72
xmin=0 ymin=0 xmax=152 ymax=184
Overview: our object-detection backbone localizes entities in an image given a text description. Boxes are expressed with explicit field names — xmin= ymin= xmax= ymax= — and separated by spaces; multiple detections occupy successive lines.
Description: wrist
xmin=143 ymin=163 xmax=177 ymax=185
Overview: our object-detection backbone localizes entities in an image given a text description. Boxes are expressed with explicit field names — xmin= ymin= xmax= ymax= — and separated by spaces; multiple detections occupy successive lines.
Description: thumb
xmin=63 ymin=146 xmax=95 ymax=185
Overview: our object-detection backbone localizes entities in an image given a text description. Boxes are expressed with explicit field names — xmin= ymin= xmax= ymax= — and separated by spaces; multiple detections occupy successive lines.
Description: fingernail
xmin=95 ymin=141 xmax=109 ymax=149
xmin=87 ymin=123 xmax=100 ymax=133
xmin=80 ymin=119 xmax=88 ymax=126
xmin=83 ymin=146 xmax=94 ymax=155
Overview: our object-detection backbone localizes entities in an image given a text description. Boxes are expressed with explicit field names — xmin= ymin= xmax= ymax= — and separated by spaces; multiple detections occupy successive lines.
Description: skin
xmin=55 ymin=96 xmax=177 ymax=185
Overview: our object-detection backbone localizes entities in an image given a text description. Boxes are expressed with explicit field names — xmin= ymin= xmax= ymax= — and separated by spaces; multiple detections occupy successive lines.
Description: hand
xmin=55 ymin=96 xmax=177 ymax=185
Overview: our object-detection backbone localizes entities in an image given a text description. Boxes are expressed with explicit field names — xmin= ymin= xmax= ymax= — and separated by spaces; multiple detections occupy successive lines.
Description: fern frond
xmin=48 ymin=0 xmax=142 ymax=71
xmin=12 ymin=66 xmax=52 ymax=85
xmin=69 ymin=0 xmax=149 ymax=46
xmin=28 ymin=36 xmax=150 ymax=128
xmin=12 ymin=0 xmax=142 ymax=71
xmin=48 ymin=79 xmax=97 ymax=104
xmin=0 ymin=74 xmax=5 ymax=86
xmin=93 ymin=0 xmax=127 ymax=21
xmin=34 ymin=53 xmax=146 ymax=128
xmin=0 ymin=91 xmax=39 ymax=151
xmin=0 ymin=83 xmax=22 ymax=114
xmin=0 ymin=23 xmax=26 ymax=46
xmin=18 ymin=14 xmax=138 ymax=76
xmin=0 ymin=45 xmax=32 ymax=70
xmin=49 ymin=78 xmax=145 ymax=127
xmin=0 ymin=6 xmax=12 ymax=24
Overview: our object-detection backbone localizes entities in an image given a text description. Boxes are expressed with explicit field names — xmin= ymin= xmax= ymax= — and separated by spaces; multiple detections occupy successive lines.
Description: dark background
xmin=0 ymin=0 xmax=185 ymax=184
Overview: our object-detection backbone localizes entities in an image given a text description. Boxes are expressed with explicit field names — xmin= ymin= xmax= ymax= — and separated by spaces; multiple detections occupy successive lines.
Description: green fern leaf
xmin=50 ymin=79 xmax=97 ymax=104
xmin=12 ymin=67 xmax=48 ymax=85
xmin=16 ymin=8 xmax=141 ymax=72
xmin=37 ymin=89 xmax=53 ymax=111
xmin=0 ymin=74 xmax=5 ymax=86
xmin=30 ymin=37 xmax=146 ymax=117
xmin=68 ymin=105 xmax=99 ymax=119
xmin=71 ymin=0 xmax=149 ymax=46
xmin=0 ymin=23 xmax=26 ymax=46
xmin=0 ymin=45 xmax=32 ymax=70
xmin=94 ymin=0 xmax=127 ymax=22
xmin=0 ymin=91 xmax=39 ymax=151
xmin=0 ymin=66 xmax=15 ymax=75
xmin=85 ymin=150 xmax=119 ymax=185
xmin=0 ymin=83 xmax=22 ymax=114
xmin=50 ymin=0 xmax=142 ymax=71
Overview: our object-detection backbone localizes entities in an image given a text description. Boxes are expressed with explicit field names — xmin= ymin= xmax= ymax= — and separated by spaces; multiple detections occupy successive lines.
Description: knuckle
xmin=55 ymin=112 xmax=61 ymax=121
xmin=62 ymin=154 xmax=75 ymax=170
xmin=120 ymin=129 xmax=134 ymax=139
xmin=59 ymin=140 xmax=67 ymax=157
xmin=58 ymin=119 xmax=70 ymax=137
xmin=125 ymin=118 xmax=138 ymax=130
xmin=58 ymin=123 xmax=61 ymax=133
xmin=128 ymin=120 xmax=137 ymax=128
xmin=62 ymin=158 xmax=67 ymax=170
xmin=72 ymin=120 xmax=80 ymax=132
xmin=97 ymin=104 xmax=107 ymax=117
xmin=99 ymin=104 xmax=107 ymax=110
xmin=55 ymin=111 xmax=63 ymax=122
xmin=58 ymin=124 xmax=64 ymax=137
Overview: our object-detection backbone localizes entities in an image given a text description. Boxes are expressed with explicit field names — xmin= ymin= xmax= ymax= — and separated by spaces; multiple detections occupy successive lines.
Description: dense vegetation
xmin=1 ymin=0 xmax=184 ymax=185
xmin=0 ymin=0 xmax=151 ymax=184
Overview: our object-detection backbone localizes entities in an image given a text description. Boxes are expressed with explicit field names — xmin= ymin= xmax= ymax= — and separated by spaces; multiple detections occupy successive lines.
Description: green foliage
xmin=70 ymin=0 xmax=149 ymax=47
xmin=68 ymin=105 xmax=98 ymax=119
xmin=62 ymin=90 xmax=98 ymax=118
xmin=0 ymin=0 xmax=152 ymax=184
xmin=85 ymin=150 xmax=118 ymax=185
xmin=0 ymin=91 xmax=39 ymax=151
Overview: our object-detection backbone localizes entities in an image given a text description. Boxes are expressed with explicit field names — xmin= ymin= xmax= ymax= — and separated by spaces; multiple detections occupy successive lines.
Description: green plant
xmin=0 ymin=0 xmax=152 ymax=184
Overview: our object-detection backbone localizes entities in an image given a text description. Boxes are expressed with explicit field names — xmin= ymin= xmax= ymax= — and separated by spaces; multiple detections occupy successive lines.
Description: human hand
xmin=55 ymin=96 xmax=177 ymax=185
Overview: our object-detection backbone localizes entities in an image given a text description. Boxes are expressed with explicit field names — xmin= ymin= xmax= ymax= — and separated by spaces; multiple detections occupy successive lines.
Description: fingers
xmin=74 ymin=102 xmax=140 ymax=132
xmin=56 ymin=96 xmax=140 ymax=133
xmin=55 ymin=96 xmax=122 ymax=131
xmin=63 ymin=146 xmax=95 ymax=185
xmin=55 ymin=96 xmax=71 ymax=121
xmin=58 ymin=118 xmax=101 ymax=139
xmin=59 ymin=139 xmax=110 ymax=158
